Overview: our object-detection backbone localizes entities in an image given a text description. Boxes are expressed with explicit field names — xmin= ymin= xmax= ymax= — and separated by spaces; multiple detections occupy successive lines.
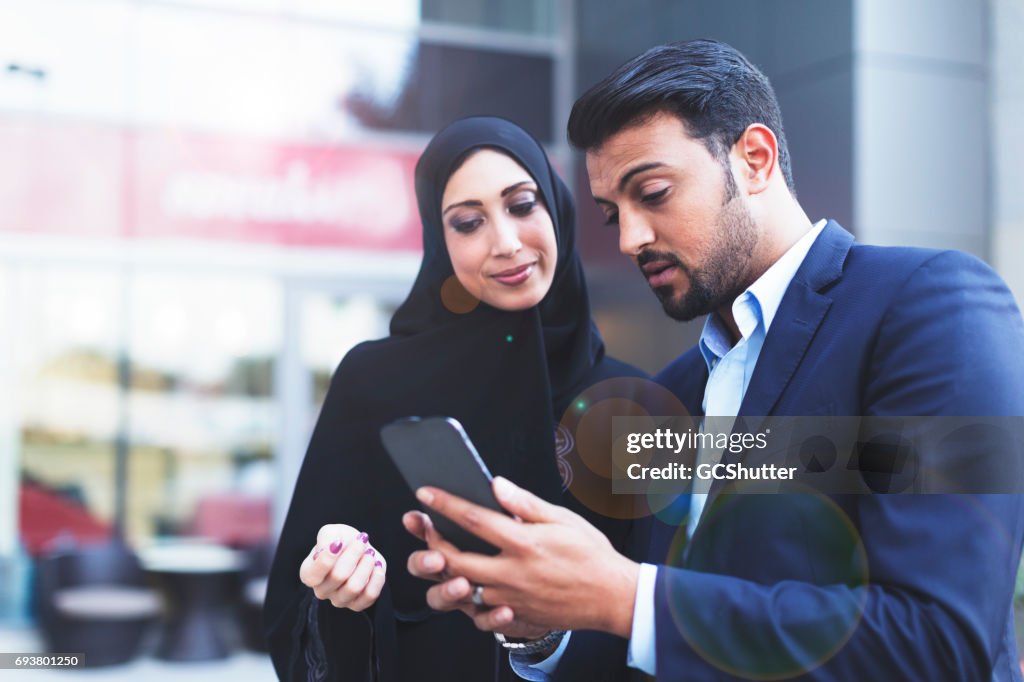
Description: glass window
xmin=127 ymin=273 xmax=281 ymax=546
xmin=14 ymin=267 xmax=122 ymax=554
xmin=348 ymin=42 xmax=554 ymax=143
xmin=294 ymin=0 xmax=420 ymax=29
xmin=4 ymin=0 xmax=560 ymax=141
xmin=147 ymin=0 xmax=285 ymax=14
xmin=154 ymin=0 xmax=555 ymax=35
xmin=271 ymin=288 xmax=397 ymax=526
xmin=421 ymin=0 xmax=556 ymax=36
xmin=150 ymin=0 xmax=421 ymax=30
xmin=131 ymin=8 xmax=553 ymax=142
xmin=132 ymin=4 xmax=294 ymax=136
xmin=279 ymin=20 xmax=419 ymax=141
xmin=0 ymin=0 xmax=132 ymax=122
xmin=300 ymin=293 xmax=393 ymax=407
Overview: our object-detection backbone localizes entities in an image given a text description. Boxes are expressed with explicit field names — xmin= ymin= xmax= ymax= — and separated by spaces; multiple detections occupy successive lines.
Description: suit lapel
xmin=737 ymin=282 xmax=832 ymax=419
xmin=699 ymin=221 xmax=855 ymax=514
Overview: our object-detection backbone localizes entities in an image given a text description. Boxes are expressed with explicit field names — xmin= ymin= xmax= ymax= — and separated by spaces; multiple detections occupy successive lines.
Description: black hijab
xmin=391 ymin=115 xmax=606 ymax=414
xmin=265 ymin=117 xmax=637 ymax=682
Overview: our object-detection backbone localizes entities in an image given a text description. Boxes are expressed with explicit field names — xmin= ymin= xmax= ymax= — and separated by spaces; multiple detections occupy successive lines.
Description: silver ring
xmin=471 ymin=584 xmax=485 ymax=607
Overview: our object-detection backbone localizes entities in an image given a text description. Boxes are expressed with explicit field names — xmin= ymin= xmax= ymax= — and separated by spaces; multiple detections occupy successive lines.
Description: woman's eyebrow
xmin=443 ymin=181 xmax=536 ymax=215
xmin=501 ymin=181 xmax=534 ymax=197
xmin=442 ymin=199 xmax=483 ymax=216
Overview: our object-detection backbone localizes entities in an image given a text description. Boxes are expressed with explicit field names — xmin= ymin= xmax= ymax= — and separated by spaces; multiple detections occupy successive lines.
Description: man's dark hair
xmin=568 ymin=39 xmax=795 ymax=192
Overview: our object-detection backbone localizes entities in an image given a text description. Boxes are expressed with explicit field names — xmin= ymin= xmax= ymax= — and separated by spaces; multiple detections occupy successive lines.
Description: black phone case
xmin=380 ymin=416 xmax=506 ymax=555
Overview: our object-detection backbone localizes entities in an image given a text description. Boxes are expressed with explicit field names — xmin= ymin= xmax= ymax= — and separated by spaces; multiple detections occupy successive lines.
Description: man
xmin=405 ymin=39 xmax=1024 ymax=680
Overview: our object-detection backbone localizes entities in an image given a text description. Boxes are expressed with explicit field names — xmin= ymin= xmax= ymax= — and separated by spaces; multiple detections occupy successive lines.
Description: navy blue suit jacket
xmin=559 ymin=221 xmax=1024 ymax=681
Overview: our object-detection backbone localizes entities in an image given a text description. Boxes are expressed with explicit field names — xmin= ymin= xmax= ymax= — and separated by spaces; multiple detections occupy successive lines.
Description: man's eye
xmin=641 ymin=187 xmax=670 ymax=204
xmin=604 ymin=211 xmax=619 ymax=226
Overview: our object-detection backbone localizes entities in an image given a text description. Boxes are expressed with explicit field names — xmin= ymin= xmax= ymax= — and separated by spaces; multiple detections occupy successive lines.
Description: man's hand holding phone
xmin=402 ymin=507 xmax=550 ymax=640
xmin=405 ymin=476 xmax=640 ymax=639
xmin=384 ymin=417 xmax=576 ymax=639
xmin=381 ymin=416 xmax=512 ymax=556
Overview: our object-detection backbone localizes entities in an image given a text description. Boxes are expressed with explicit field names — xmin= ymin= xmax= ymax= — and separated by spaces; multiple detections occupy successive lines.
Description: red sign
xmin=0 ymin=117 xmax=424 ymax=251
xmin=0 ymin=118 xmax=124 ymax=238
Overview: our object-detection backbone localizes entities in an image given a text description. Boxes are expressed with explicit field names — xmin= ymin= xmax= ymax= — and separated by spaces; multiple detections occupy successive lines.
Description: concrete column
xmin=853 ymin=0 xmax=990 ymax=258
xmin=991 ymin=0 xmax=1024 ymax=306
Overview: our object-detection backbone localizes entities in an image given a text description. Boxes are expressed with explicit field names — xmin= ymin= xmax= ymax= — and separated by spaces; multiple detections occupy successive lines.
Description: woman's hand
xmin=299 ymin=524 xmax=387 ymax=611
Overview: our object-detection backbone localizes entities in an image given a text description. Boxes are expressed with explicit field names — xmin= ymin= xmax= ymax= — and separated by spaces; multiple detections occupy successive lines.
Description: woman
xmin=264 ymin=117 xmax=646 ymax=682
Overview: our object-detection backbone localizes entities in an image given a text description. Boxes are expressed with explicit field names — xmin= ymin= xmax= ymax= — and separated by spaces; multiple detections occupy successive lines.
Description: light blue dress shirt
xmin=521 ymin=220 xmax=828 ymax=679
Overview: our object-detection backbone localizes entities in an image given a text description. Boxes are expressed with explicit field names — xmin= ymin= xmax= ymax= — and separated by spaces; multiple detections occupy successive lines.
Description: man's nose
xmin=617 ymin=209 xmax=656 ymax=257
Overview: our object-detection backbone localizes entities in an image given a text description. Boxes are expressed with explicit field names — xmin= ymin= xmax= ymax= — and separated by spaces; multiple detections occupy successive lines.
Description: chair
xmin=189 ymin=494 xmax=271 ymax=548
xmin=34 ymin=541 xmax=161 ymax=666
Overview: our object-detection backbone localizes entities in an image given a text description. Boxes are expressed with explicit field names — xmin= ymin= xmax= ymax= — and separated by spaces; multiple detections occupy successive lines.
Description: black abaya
xmin=264 ymin=117 xmax=646 ymax=682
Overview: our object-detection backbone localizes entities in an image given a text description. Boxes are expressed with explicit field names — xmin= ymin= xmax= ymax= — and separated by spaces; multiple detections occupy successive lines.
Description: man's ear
xmin=733 ymin=124 xmax=778 ymax=195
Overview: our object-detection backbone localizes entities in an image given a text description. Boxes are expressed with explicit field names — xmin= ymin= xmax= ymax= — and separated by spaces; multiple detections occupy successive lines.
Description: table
xmin=138 ymin=540 xmax=244 ymax=662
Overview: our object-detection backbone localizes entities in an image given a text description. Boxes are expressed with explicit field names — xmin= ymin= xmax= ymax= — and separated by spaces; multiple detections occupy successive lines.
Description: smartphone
xmin=380 ymin=416 xmax=507 ymax=555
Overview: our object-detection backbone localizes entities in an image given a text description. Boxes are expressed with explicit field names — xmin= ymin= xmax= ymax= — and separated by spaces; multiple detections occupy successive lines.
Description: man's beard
xmin=640 ymin=198 xmax=758 ymax=322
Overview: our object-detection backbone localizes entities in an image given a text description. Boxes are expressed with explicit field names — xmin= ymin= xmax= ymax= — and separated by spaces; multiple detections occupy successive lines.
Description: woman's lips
xmin=491 ymin=262 xmax=536 ymax=286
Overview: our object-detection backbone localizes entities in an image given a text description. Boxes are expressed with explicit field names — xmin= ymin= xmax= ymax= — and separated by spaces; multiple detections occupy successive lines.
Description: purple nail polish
xmin=329 ymin=540 xmax=343 ymax=554
xmin=359 ymin=532 xmax=369 ymax=544
xmin=365 ymin=547 xmax=375 ymax=556
xmin=374 ymin=560 xmax=382 ymax=568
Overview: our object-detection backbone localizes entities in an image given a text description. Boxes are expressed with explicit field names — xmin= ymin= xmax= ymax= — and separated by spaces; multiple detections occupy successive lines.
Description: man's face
xmin=585 ymin=111 xmax=759 ymax=321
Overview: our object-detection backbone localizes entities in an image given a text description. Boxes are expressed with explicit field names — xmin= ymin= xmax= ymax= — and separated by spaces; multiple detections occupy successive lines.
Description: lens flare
xmin=440 ymin=275 xmax=479 ymax=314
xmin=558 ymin=377 xmax=690 ymax=519
xmin=662 ymin=489 xmax=869 ymax=679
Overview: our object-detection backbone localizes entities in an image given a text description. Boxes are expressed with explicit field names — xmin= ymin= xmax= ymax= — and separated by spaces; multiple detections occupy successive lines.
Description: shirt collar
xmin=698 ymin=313 xmax=733 ymax=367
xmin=698 ymin=219 xmax=827 ymax=370
xmin=747 ymin=218 xmax=827 ymax=332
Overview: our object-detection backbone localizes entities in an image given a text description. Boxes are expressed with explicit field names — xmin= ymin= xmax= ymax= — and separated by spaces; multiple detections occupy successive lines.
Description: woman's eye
xmin=641 ymin=187 xmax=670 ymax=204
xmin=451 ymin=218 xmax=483 ymax=234
xmin=508 ymin=200 xmax=537 ymax=217
xmin=604 ymin=211 xmax=619 ymax=226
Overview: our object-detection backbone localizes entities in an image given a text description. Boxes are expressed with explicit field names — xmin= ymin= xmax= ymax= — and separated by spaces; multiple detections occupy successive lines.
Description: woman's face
xmin=441 ymin=149 xmax=558 ymax=311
